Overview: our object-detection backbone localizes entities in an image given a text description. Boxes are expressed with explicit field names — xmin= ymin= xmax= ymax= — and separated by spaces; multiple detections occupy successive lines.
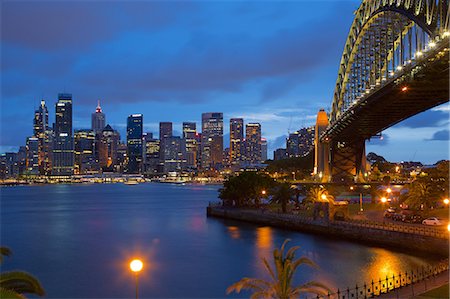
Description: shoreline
xmin=207 ymin=206 xmax=449 ymax=257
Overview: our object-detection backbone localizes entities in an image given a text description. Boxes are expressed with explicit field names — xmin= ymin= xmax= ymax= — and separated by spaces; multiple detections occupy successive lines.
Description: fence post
xmin=363 ymin=283 xmax=367 ymax=299
xmin=355 ymin=284 xmax=359 ymax=299
xmin=337 ymin=288 xmax=340 ymax=299
xmin=410 ymin=270 xmax=414 ymax=296
xmin=371 ymin=280 xmax=375 ymax=297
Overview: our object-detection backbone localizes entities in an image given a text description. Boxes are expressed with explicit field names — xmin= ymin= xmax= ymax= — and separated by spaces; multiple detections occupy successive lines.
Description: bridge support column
xmin=330 ymin=138 xmax=367 ymax=183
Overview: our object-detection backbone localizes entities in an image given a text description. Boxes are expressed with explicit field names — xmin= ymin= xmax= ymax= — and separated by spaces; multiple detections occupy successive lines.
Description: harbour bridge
xmin=315 ymin=0 xmax=449 ymax=183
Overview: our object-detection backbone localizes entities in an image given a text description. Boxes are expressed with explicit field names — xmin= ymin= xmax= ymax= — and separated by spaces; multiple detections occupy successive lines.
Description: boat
xmin=124 ymin=180 xmax=139 ymax=185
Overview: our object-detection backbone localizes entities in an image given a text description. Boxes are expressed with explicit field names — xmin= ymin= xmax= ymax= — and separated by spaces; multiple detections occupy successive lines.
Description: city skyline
xmin=1 ymin=1 xmax=449 ymax=163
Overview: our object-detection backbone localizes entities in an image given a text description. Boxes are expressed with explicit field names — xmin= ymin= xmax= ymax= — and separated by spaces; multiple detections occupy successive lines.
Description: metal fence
xmin=303 ymin=259 xmax=449 ymax=299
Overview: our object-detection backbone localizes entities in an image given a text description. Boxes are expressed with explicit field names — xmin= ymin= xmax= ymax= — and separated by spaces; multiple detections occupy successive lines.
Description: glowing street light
xmin=381 ymin=197 xmax=387 ymax=203
xmin=130 ymin=259 xmax=143 ymax=299
xmin=321 ymin=194 xmax=327 ymax=201
xmin=401 ymin=86 xmax=408 ymax=92
xmin=386 ymin=188 xmax=392 ymax=194
xmin=261 ymin=190 xmax=266 ymax=195
xmin=444 ymin=198 xmax=449 ymax=205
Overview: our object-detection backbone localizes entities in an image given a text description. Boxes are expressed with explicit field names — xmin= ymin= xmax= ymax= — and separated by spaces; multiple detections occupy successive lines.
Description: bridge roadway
xmin=322 ymin=42 xmax=449 ymax=142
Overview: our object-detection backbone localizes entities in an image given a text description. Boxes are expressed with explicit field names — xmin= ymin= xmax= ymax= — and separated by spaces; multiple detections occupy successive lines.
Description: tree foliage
xmin=219 ymin=172 xmax=275 ymax=207
xmin=0 ymin=247 xmax=45 ymax=299
xmin=270 ymin=183 xmax=295 ymax=213
xmin=227 ymin=239 xmax=330 ymax=298
xmin=266 ymin=154 xmax=314 ymax=178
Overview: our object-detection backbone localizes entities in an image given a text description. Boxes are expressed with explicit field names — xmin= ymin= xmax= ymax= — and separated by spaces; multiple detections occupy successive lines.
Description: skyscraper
xmin=159 ymin=122 xmax=172 ymax=139
xmin=287 ymin=127 xmax=315 ymax=158
xmin=230 ymin=118 xmax=244 ymax=166
xmin=52 ymin=93 xmax=74 ymax=175
xmin=162 ymin=136 xmax=186 ymax=173
xmin=33 ymin=99 xmax=49 ymax=174
xmin=126 ymin=114 xmax=143 ymax=173
xmin=143 ymin=133 xmax=161 ymax=174
xmin=183 ymin=122 xmax=197 ymax=169
xmin=97 ymin=125 xmax=120 ymax=171
xmin=26 ymin=137 xmax=39 ymax=175
xmin=91 ymin=100 xmax=106 ymax=133
xmin=201 ymin=113 xmax=223 ymax=170
xmin=245 ymin=123 xmax=262 ymax=165
xmin=261 ymin=138 xmax=268 ymax=162
xmin=74 ymin=129 xmax=97 ymax=174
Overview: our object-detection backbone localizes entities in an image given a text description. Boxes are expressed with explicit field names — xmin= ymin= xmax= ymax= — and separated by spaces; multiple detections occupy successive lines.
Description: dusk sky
xmin=1 ymin=0 xmax=448 ymax=163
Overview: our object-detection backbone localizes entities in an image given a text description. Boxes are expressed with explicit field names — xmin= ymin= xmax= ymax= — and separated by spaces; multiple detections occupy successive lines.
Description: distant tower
xmin=52 ymin=93 xmax=74 ymax=175
xmin=229 ymin=118 xmax=244 ymax=166
xmin=314 ymin=109 xmax=330 ymax=182
xmin=245 ymin=123 xmax=262 ymax=165
xmin=201 ymin=113 xmax=223 ymax=170
xmin=126 ymin=114 xmax=143 ymax=174
xmin=183 ymin=122 xmax=197 ymax=169
xmin=91 ymin=100 xmax=106 ymax=133
xmin=33 ymin=99 xmax=49 ymax=174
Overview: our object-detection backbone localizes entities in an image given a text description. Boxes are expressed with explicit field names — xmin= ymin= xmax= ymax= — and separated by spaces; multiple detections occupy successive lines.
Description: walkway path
xmin=376 ymin=270 xmax=449 ymax=299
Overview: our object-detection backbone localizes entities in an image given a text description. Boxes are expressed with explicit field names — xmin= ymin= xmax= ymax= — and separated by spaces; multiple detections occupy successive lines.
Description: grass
xmin=414 ymin=284 xmax=449 ymax=299
xmin=348 ymin=202 xmax=385 ymax=216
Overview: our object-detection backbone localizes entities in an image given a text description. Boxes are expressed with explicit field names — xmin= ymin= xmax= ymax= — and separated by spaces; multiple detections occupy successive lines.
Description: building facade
xmin=201 ymin=112 xmax=223 ymax=170
xmin=91 ymin=100 xmax=106 ymax=133
xmin=33 ymin=99 xmax=49 ymax=174
xmin=230 ymin=118 xmax=244 ymax=166
xmin=143 ymin=133 xmax=161 ymax=175
xmin=74 ymin=129 xmax=97 ymax=174
xmin=52 ymin=93 xmax=74 ymax=176
xmin=97 ymin=125 xmax=120 ymax=172
xmin=126 ymin=114 xmax=143 ymax=174
xmin=183 ymin=122 xmax=197 ymax=170
xmin=245 ymin=123 xmax=262 ymax=165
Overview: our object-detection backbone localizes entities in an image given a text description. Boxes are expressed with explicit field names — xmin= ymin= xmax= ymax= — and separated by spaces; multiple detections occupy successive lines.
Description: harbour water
xmin=0 ymin=183 xmax=439 ymax=298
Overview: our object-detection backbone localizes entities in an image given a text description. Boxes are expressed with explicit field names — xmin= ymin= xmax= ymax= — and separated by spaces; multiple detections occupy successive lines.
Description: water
xmin=0 ymin=183 xmax=438 ymax=298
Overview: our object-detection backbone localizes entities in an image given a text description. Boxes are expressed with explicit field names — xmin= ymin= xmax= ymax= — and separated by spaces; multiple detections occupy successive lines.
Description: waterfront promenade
xmin=207 ymin=206 xmax=449 ymax=257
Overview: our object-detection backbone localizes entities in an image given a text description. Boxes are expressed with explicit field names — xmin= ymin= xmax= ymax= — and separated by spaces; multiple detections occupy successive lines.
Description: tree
xmin=0 ymin=246 xmax=45 ymax=299
xmin=227 ymin=239 xmax=329 ymax=298
xmin=305 ymin=187 xmax=334 ymax=204
xmin=270 ymin=183 xmax=295 ymax=213
xmin=405 ymin=181 xmax=432 ymax=210
xmin=219 ymin=172 xmax=275 ymax=207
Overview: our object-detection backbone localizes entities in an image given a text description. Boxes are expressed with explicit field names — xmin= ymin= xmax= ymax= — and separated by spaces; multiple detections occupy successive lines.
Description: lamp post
xmin=130 ymin=259 xmax=143 ymax=299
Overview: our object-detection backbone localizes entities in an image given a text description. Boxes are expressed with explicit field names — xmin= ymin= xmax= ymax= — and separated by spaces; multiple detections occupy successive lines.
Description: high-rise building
xmin=201 ymin=112 xmax=223 ymax=170
xmin=230 ymin=118 xmax=244 ymax=166
xmin=126 ymin=114 xmax=143 ymax=173
xmin=162 ymin=136 xmax=186 ymax=173
xmin=52 ymin=93 xmax=74 ymax=175
xmin=274 ymin=148 xmax=287 ymax=161
xmin=159 ymin=122 xmax=172 ymax=139
xmin=245 ymin=123 xmax=262 ymax=165
xmin=25 ymin=137 xmax=39 ymax=175
xmin=183 ymin=122 xmax=197 ymax=169
xmin=261 ymin=138 xmax=268 ymax=162
xmin=143 ymin=133 xmax=161 ymax=174
xmin=74 ymin=129 xmax=97 ymax=174
xmin=91 ymin=100 xmax=106 ymax=133
xmin=33 ymin=99 xmax=49 ymax=174
xmin=97 ymin=125 xmax=120 ymax=171
xmin=287 ymin=127 xmax=315 ymax=158
xmin=116 ymin=142 xmax=128 ymax=173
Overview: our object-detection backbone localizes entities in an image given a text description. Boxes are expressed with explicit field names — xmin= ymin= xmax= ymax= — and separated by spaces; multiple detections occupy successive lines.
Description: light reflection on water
xmin=0 ymin=184 xmax=441 ymax=298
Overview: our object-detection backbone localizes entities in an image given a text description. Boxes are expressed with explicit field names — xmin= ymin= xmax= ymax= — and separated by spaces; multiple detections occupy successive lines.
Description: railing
xmin=340 ymin=218 xmax=448 ymax=239
xmin=211 ymin=206 xmax=448 ymax=239
xmin=303 ymin=259 xmax=449 ymax=299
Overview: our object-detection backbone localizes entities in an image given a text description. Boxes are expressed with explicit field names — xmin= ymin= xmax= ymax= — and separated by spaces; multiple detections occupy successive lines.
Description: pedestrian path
xmin=376 ymin=270 xmax=449 ymax=299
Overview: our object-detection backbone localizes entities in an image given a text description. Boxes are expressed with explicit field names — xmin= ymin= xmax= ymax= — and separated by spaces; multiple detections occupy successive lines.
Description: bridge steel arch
xmin=317 ymin=0 xmax=449 ymax=183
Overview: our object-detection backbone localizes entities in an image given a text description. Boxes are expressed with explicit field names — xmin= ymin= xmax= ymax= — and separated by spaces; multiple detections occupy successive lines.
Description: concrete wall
xmin=207 ymin=207 xmax=449 ymax=257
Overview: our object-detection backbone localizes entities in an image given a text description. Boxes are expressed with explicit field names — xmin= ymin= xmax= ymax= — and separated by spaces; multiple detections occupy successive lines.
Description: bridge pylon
xmin=329 ymin=138 xmax=367 ymax=183
xmin=314 ymin=109 xmax=331 ymax=182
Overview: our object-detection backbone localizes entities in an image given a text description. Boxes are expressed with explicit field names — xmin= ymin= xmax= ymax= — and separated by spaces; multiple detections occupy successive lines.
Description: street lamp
xmin=444 ymin=198 xmax=449 ymax=205
xmin=321 ymin=194 xmax=327 ymax=201
xmin=261 ymin=190 xmax=266 ymax=195
xmin=130 ymin=259 xmax=143 ymax=299
xmin=381 ymin=197 xmax=387 ymax=203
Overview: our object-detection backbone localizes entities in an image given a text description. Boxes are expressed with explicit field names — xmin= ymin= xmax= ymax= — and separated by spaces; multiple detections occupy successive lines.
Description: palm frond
xmin=0 ymin=271 xmax=45 ymax=296
xmin=0 ymin=247 xmax=12 ymax=264
xmin=0 ymin=287 xmax=26 ymax=299
xmin=262 ymin=258 xmax=276 ymax=281
xmin=226 ymin=277 xmax=273 ymax=294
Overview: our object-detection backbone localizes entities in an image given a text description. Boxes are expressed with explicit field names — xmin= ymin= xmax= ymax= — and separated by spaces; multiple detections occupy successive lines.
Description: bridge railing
xmin=303 ymin=259 xmax=449 ymax=299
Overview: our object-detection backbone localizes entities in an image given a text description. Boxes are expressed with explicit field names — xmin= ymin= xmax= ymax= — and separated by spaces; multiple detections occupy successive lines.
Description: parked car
xmin=422 ymin=217 xmax=444 ymax=226
xmin=402 ymin=214 xmax=423 ymax=224
xmin=384 ymin=207 xmax=397 ymax=218
xmin=392 ymin=213 xmax=404 ymax=221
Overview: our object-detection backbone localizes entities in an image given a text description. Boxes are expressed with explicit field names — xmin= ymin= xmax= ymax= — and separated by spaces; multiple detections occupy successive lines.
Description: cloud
xmin=396 ymin=108 xmax=449 ymax=128
xmin=427 ymin=130 xmax=450 ymax=141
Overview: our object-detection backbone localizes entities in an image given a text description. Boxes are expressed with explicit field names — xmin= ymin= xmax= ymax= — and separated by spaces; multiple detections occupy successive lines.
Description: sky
xmin=1 ymin=0 xmax=448 ymax=164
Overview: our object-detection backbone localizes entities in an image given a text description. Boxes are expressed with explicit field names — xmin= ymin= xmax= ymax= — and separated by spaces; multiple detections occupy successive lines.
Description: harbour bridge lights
xmin=401 ymin=86 xmax=408 ymax=92
xmin=415 ymin=51 xmax=423 ymax=58
xmin=396 ymin=65 xmax=402 ymax=71
xmin=428 ymin=41 xmax=436 ymax=48
xmin=443 ymin=31 xmax=450 ymax=37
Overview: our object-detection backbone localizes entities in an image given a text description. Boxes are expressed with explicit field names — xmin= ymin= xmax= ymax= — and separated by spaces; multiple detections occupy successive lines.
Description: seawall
xmin=207 ymin=206 xmax=449 ymax=257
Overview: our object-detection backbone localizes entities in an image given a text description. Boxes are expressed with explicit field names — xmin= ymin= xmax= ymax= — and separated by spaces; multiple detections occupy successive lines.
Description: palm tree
xmin=270 ymin=183 xmax=295 ymax=213
xmin=0 ymin=246 xmax=45 ymax=299
xmin=227 ymin=239 xmax=330 ymax=298
xmin=306 ymin=187 xmax=334 ymax=203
